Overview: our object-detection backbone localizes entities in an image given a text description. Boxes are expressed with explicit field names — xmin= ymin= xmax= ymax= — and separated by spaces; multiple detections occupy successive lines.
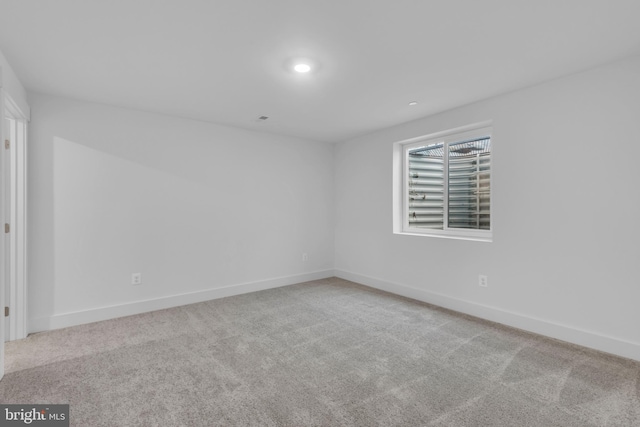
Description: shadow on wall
xmin=51 ymin=136 xmax=239 ymax=314
xmin=28 ymin=125 xmax=334 ymax=328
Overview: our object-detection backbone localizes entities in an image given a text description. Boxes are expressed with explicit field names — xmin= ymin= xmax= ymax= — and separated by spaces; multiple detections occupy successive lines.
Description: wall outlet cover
xmin=479 ymin=275 xmax=488 ymax=287
xmin=132 ymin=273 xmax=142 ymax=285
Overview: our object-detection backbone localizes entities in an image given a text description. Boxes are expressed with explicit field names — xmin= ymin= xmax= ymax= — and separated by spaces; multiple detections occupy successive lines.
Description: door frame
xmin=3 ymin=93 xmax=28 ymax=344
xmin=0 ymin=86 xmax=5 ymax=380
xmin=1 ymin=86 xmax=28 ymax=382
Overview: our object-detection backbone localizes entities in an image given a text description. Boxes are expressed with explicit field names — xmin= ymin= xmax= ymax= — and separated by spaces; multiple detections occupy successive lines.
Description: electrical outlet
xmin=479 ymin=275 xmax=488 ymax=287
xmin=302 ymin=253 xmax=309 ymax=262
xmin=132 ymin=273 xmax=142 ymax=285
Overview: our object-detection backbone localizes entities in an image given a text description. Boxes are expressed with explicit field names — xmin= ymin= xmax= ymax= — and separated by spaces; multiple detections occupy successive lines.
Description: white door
xmin=0 ymin=108 xmax=7 ymax=380
xmin=3 ymin=117 xmax=11 ymax=343
xmin=0 ymin=91 xmax=29 ymax=381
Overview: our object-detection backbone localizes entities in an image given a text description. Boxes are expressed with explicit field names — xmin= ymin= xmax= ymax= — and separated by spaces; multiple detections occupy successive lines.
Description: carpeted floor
xmin=1 ymin=277 xmax=639 ymax=426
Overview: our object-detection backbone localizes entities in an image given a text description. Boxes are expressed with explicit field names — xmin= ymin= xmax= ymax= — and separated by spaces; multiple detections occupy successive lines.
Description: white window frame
xmin=393 ymin=121 xmax=492 ymax=242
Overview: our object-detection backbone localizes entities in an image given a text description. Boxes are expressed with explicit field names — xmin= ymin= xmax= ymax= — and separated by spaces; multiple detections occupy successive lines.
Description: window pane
xmin=408 ymin=143 xmax=444 ymax=229
xmin=448 ymin=137 xmax=490 ymax=230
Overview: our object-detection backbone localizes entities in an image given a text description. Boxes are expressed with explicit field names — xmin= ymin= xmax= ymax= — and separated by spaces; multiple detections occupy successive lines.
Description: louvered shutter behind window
xmin=408 ymin=143 xmax=444 ymax=229
xmin=408 ymin=137 xmax=490 ymax=231
xmin=448 ymin=137 xmax=491 ymax=230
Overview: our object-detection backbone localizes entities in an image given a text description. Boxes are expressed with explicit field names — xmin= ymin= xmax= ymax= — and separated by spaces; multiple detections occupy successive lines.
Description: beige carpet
xmin=1 ymin=277 xmax=639 ymax=426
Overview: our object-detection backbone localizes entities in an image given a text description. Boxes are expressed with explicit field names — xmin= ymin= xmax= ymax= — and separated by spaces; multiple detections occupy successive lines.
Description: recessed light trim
xmin=409 ymin=101 xmax=418 ymax=106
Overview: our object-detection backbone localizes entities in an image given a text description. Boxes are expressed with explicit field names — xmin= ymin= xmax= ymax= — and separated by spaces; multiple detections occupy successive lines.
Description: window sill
xmin=394 ymin=229 xmax=492 ymax=243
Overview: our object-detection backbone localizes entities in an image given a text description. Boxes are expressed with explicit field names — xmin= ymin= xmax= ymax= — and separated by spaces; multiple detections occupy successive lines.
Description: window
xmin=394 ymin=122 xmax=492 ymax=241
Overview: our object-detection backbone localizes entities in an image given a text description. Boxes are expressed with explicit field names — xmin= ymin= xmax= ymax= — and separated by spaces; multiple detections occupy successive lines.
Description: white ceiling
xmin=1 ymin=0 xmax=639 ymax=143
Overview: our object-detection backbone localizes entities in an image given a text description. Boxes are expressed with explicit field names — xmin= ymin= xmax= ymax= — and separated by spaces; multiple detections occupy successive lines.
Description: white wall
xmin=334 ymin=56 xmax=640 ymax=361
xmin=28 ymin=93 xmax=334 ymax=331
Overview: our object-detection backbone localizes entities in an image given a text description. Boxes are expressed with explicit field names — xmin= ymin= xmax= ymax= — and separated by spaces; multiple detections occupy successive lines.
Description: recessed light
xmin=409 ymin=101 xmax=418 ymax=106
xmin=294 ymin=63 xmax=312 ymax=73
xmin=286 ymin=57 xmax=318 ymax=74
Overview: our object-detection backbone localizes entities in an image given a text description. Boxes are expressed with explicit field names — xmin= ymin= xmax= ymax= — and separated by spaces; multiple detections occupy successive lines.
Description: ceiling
xmin=0 ymin=0 xmax=639 ymax=143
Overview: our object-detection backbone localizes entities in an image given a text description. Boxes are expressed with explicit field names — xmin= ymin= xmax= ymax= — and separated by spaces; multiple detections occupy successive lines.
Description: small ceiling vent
xmin=258 ymin=115 xmax=269 ymax=121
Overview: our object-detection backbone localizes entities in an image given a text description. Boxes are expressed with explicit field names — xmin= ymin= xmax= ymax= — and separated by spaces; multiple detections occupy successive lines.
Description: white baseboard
xmin=29 ymin=269 xmax=335 ymax=333
xmin=335 ymin=269 xmax=640 ymax=362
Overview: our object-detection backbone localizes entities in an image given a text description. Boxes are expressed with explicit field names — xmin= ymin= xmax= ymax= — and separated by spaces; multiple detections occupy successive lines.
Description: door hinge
xmin=4 ymin=139 xmax=9 ymax=149
xmin=4 ymin=223 xmax=9 ymax=233
xmin=4 ymin=307 xmax=8 ymax=317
